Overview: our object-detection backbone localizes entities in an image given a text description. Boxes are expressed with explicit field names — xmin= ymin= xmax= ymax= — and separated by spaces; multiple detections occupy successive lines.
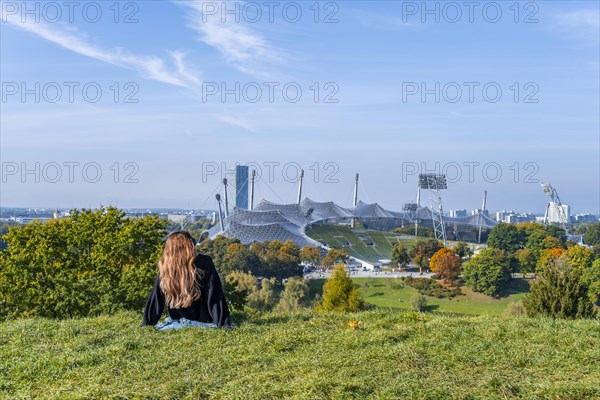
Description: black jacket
xmin=142 ymin=254 xmax=231 ymax=327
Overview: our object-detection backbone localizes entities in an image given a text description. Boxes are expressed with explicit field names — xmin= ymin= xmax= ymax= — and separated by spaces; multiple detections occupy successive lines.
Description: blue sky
xmin=1 ymin=0 xmax=598 ymax=215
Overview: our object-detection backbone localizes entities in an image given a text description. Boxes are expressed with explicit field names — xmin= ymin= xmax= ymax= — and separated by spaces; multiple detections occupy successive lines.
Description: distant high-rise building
xmin=573 ymin=213 xmax=597 ymax=223
xmin=495 ymin=210 xmax=511 ymax=222
xmin=235 ymin=165 xmax=249 ymax=210
xmin=449 ymin=209 xmax=467 ymax=218
xmin=472 ymin=208 xmax=489 ymax=217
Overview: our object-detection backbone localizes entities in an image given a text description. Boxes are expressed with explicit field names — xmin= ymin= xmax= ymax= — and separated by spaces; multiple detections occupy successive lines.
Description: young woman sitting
xmin=142 ymin=231 xmax=231 ymax=330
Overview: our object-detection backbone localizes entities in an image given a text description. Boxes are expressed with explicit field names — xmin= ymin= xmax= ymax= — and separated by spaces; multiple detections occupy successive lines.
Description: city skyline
xmin=1 ymin=1 xmax=599 ymax=213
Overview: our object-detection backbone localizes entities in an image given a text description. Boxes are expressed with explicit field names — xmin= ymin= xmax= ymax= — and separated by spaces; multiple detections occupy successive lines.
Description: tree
xmin=544 ymin=225 xmax=567 ymax=247
xmin=430 ymin=249 xmax=462 ymax=284
xmin=249 ymin=277 xmax=278 ymax=311
xmin=537 ymin=248 xmax=566 ymax=273
xmin=0 ymin=207 xmax=167 ymax=319
xmin=223 ymin=271 xmax=251 ymax=311
xmin=276 ymin=277 xmax=310 ymax=312
xmin=525 ymin=229 xmax=548 ymax=252
xmin=581 ymin=259 xmax=600 ymax=305
xmin=541 ymin=236 xmax=564 ymax=250
xmin=198 ymin=235 xmax=241 ymax=274
xmin=592 ymin=244 xmax=600 ymax=260
xmin=411 ymin=246 xmax=427 ymax=274
xmin=515 ymin=249 xmax=538 ymax=275
xmin=584 ymin=223 xmax=600 ymax=246
xmin=453 ymin=242 xmax=473 ymax=259
xmin=462 ymin=249 xmax=512 ymax=296
xmin=322 ymin=248 xmax=348 ymax=267
xmin=316 ymin=263 xmax=363 ymax=312
xmin=409 ymin=238 xmax=443 ymax=273
xmin=300 ymin=245 xmax=321 ymax=266
xmin=251 ymin=240 xmax=302 ymax=279
xmin=391 ymin=243 xmax=410 ymax=267
xmin=487 ymin=223 xmax=524 ymax=253
xmin=565 ymin=245 xmax=593 ymax=270
xmin=221 ymin=243 xmax=261 ymax=276
xmin=523 ymin=258 xmax=596 ymax=319
xmin=225 ymin=271 xmax=278 ymax=312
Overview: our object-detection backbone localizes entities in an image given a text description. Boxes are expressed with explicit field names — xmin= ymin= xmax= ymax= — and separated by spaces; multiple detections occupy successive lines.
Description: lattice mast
xmin=419 ymin=173 xmax=448 ymax=246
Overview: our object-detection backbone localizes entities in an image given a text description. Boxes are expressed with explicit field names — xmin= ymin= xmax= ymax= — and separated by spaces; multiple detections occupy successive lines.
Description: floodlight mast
xmin=478 ymin=190 xmax=487 ymax=244
xmin=297 ymin=169 xmax=304 ymax=205
xmin=249 ymin=170 xmax=256 ymax=211
xmin=351 ymin=173 xmax=359 ymax=228
xmin=541 ymin=182 xmax=568 ymax=232
xmin=418 ymin=173 xmax=448 ymax=246
xmin=215 ymin=194 xmax=224 ymax=232
xmin=222 ymin=178 xmax=229 ymax=217
xmin=415 ymin=186 xmax=421 ymax=236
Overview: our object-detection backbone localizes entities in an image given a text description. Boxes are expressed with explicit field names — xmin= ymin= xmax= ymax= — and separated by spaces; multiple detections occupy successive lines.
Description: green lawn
xmin=306 ymin=225 xmax=416 ymax=263
xmin=309 ymin=278 xmax=531 ymax=315
xmin=1 ymin=310 xmax=598 ymax=399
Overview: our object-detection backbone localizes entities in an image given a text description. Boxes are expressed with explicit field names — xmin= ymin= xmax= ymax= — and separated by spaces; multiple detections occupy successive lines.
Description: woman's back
xmin=142 ymin=232 xmax=230 ymax=328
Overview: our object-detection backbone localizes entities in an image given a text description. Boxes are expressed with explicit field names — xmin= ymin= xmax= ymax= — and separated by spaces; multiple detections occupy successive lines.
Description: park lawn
xmin=1 ymin=310 xmax=598 ymax=399
xmin=310 ymin=278 xmax=530 ymax=315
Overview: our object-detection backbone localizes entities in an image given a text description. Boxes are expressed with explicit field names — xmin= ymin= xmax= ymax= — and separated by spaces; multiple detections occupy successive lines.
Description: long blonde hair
xmin=159 ymin=231 xmax=203 ymax=308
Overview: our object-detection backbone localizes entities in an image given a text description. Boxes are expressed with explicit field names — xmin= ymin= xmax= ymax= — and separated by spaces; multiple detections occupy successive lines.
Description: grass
xmin=1 ymin=310 xmax=598 ymax=399
xmin=306 ymin=225 xmax=416 ymax=263
xmin=309 ymin=278 xmax=531 ymax=315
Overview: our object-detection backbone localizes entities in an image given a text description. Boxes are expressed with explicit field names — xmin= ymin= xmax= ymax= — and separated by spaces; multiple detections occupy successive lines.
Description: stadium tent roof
xmin=300 ymin=198 xmax=354 ymax=220
xmin=444 ymin=213 xmax=498 ymax=228
xmin=208 ymin=197 xmax=498 ymax=247
xmin=227 ymin=206 xmax=307 ymax=227
xmin=353 ymin=201 xmax=396 ymax=218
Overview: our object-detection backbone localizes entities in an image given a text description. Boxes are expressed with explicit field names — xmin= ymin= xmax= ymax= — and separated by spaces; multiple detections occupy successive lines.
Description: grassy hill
xmin=1 ymin=310 xmax=598 ymax=399
xmin=306 ymin=224 xmax=415 ymax=263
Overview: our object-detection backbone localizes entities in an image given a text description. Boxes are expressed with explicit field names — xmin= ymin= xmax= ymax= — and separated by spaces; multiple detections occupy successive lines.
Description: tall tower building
xmin=234 ymin=165 xmax=249 ymax=210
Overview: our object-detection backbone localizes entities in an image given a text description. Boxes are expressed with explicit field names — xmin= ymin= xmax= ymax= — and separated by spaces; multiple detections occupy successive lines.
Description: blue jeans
xmin=155 ymin=317 xmax=218 ymax=331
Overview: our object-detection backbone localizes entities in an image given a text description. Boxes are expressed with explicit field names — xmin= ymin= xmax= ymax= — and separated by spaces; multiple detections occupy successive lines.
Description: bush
xmin=276 ymin=277 xmax=309 ymax=312
xmin=581 ymin=259 xmax=600 ymax=305
xmin=0 ymin=207 xmax=167 ymax=319
xmin=410 ymin=294 xmax=427 ymax=312
xmin=316 ymin=264 xmax=363 ymax=312
xmin=523 ymin=258 xmax=596 ymax=319
xmin=225 ymin=271 xmax=278 ymax=312
xmin=223 ymin=271 xmax=251 ymax=311
xmin=504 ymin=302 xmax=527 ymax=317
xmin=401 ymin=277 xmax=461 ymax=298
xmin=462 ymin=249 xmax=512 ymax=297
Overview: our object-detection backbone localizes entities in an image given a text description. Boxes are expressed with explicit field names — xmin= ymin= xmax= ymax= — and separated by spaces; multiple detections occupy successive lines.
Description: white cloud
xmin=176 ymin=0 xmax=282 ymax=77
xmin=553 ymin=9 xmax=600 ymax=42
xmin=4 ymin=17 xmax=202 ymax=87
xmin=216 ymin=114 xmax=256 ymax=132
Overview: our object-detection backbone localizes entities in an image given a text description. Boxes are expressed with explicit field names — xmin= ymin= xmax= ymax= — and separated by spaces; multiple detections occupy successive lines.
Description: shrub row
xmin=401 ymin=277 xmax=462 ymax=299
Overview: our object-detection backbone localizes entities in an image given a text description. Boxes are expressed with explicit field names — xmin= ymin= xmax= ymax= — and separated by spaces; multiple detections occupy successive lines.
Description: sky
xmin=1 ymin=0 xmax=599 ymax=215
